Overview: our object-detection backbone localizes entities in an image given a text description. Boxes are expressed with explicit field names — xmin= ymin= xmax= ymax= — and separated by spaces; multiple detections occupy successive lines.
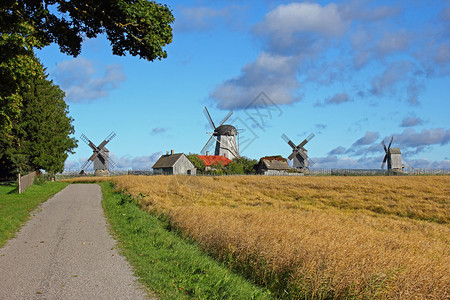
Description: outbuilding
xmin=255 ymin=156 xmax=291 ymax=175
xmin=152 ymin=151 xmax=196 ymax=175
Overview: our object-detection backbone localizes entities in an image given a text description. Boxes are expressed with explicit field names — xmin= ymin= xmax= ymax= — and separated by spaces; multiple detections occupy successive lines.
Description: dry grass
xmin=60 ymin=176 xmax=112 ymax=183
xmin=112 ymin=175 xmax=450 ymax=298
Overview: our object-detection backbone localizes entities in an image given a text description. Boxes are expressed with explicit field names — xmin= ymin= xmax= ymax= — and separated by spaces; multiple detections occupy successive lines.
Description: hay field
xmin=112 ymin=175 xmax=450 ymax=299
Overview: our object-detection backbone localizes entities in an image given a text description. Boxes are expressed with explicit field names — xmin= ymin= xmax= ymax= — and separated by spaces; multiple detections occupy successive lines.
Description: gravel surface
xmin=0 ymin=184 xmax=151 ymax=299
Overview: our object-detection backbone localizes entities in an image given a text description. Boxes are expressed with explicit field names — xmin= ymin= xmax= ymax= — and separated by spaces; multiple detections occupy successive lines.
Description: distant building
xmin=198 ymin=154 xmax=233 ymax=171
xmin=389 ymin=148 xmax=403 ymax=171
xmin=152 ymin=151 xmax=196 ymax=175
xmin=255 ymin=156 xmax=291 ymax=175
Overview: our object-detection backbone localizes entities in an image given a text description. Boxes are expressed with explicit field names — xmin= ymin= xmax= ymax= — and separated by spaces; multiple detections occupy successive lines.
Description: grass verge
xmin=0 ymin=181 xmax=68 ymax=248
xmin=100 ymin=181 xmax=272 ymax=299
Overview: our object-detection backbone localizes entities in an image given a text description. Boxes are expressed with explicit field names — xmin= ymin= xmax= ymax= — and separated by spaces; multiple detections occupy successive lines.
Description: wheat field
xmin=112 ymin=175 xmax=449 ymax=299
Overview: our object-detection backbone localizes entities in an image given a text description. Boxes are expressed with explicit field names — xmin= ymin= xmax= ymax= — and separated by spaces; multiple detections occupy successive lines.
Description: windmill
xmin=201 ymin=107 xmax=239 ymax=159
xmin=80 ymin=132 xmax=117 ymax=174
xmin=381 ymin=136 xmax=402 ymax=171
xmin=282 ymin=133 xmax=315 ymax=170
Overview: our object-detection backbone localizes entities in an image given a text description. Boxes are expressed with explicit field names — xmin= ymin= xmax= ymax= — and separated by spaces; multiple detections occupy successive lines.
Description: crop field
xmin=111 ymin=175 xmax=449 ymax=299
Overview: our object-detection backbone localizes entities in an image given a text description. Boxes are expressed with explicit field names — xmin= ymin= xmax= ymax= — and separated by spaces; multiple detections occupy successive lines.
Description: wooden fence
xmin=18 ymin=171 xmax=36 ymax=194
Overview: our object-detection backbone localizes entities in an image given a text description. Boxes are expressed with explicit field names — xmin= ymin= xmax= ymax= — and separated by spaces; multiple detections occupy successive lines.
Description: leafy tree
xmin=186 ymin=154 xmax=205 ymax=173
xmin=232 ymin=156 xmax=258 ymax=174
xmin=1 ymin=0 xmax=174 ymax=60
xmin=227 ymin=161 xmax=244 ymax=175
xmin=0 ymin=56 xmax=77 ymax=178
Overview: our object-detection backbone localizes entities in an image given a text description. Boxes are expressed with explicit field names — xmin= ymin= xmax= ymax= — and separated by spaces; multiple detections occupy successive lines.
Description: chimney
xmin=206 ymin=151 xmax=210 ymax=156
xmin=171 ymin=150 xmax=174 ymax=155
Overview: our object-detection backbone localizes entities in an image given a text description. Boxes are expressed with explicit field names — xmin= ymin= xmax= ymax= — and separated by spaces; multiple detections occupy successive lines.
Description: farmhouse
xmin=152 ymin=151 xmax=196 ymax=175
xmin=198 ymin=154 xmax=232 ymax=171
xmin=255 ymin=156 xmax=291 ymax=175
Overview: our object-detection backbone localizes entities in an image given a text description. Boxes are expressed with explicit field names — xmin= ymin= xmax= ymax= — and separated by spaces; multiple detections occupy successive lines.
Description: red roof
xmin=198 ymin=155 xmax=233 ymax=166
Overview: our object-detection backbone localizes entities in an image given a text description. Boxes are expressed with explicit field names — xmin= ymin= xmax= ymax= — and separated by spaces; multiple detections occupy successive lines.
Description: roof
xmin=198 ymin=155 xmax=232 ymax=166
xmin=259 ymin=157 xmax=290 ymax=170
xmin=214 ymin=124 xmax=237 ymax=136
xmin=152 ymin=153 xmax=184 ymax=168
xmin=390 ymin=148 xmax=401 ymax=154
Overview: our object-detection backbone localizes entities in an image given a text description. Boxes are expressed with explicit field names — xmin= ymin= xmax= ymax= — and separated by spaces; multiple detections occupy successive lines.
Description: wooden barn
xmin=255 ymin=156 xmax=291 ymax=175
xmin=152 ymin=151 xmax=196 ymax=175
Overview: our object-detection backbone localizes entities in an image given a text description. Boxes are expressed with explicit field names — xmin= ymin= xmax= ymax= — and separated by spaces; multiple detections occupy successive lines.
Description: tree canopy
xmin=0 ymin=55 xmax=77 ymax=178
xmin=1 ymin=0 xmax=174 ymax=60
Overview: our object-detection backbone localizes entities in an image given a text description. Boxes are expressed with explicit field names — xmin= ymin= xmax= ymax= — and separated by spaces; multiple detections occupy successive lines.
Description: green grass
xmin=100 ymin=181 xmax=272 ymax=300
xmin=0 ymin=181 xmax=68 ymax=247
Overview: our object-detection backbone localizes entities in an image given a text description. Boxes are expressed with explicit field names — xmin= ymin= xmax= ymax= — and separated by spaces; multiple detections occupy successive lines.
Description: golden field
xmin=112 ymin=175 xmax=449 ymax=299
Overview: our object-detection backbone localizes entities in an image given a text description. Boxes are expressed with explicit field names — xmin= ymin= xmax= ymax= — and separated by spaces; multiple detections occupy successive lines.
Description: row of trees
xmin=1 ymin=0 xmax=174 ymax=179
xmin=187 ymin=154 xmax=259 ymax=175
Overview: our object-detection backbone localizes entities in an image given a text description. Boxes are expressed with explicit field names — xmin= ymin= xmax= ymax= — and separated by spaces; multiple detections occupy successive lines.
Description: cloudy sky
xmin=36 ymin=0 xmax=450 ymax=170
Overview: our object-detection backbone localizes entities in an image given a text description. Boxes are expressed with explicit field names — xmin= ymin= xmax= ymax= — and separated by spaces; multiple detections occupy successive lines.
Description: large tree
xmin=1 ymin=0 xmax=174 ymax=60
xmin=0 ymin=55 xmax=77 ymax=178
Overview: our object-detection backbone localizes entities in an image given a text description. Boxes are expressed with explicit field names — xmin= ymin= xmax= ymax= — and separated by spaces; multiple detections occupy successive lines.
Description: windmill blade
xmin=204 ymin=107 xmax=216 ymax=129
xmin=308 ymin=158 xmax=316 ymax=167
xmin=109 ymin=156 xmax=116 ymax=170
xmin=80 ymin=159 xmax=93 ymax=171
xmin=298 ymin=133 xmax=315 ymax=148
xmin=288 ymin=150 xmax=297 ymax=160
xmin=381 ymin=154 xmax=388 ymax=169
xmin=282 ymin=134 xmax=297 ymax=150
xmin=388 ymin=136 xmax=394 ymax=150
xmin=88 ymin=151 xmax=100 ymax=162
xmin=218 ymin=111 xmax=233 ymax=126
xmin=382 ymin=140 xmax=387 ymax=152
xmin=201 ymin=135 xmax=215 ymax=154
xmin=97 ymin=132 xmax=116 ymax=150
xmin=296 ymin=149 xmax=308 ymax=160
xmin=81 ymin=134 xmax=98 ymax=151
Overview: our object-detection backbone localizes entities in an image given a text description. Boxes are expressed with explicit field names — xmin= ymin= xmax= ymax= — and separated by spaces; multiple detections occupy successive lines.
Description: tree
xmin=232 ymin=156 xmax=258 ymax=174
xmin=1 ymin=0 xmax=174 ymax=60
xmin=0 ymin=55 xmax=77 ymax=178
xmin=227 ymin=161 xmax=244 ymax=175
xmin=186 ymin=154 xmax=205 ymax=173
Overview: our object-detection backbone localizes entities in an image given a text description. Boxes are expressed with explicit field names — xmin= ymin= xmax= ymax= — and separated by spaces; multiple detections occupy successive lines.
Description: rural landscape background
xmin=35 ymin=0 xmax=449 ymax=171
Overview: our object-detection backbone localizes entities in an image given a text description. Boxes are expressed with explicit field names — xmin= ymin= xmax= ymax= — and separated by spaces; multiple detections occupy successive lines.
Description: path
xmin=0 ymin=184 xmax=150 ymax=299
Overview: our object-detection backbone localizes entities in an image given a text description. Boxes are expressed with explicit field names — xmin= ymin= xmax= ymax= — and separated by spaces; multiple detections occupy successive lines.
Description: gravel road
xmin=0 ymin=184 xmax=150 ymax=299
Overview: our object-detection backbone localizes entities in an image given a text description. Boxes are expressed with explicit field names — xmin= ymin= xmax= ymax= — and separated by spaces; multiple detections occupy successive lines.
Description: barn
xmin=255 ymin=156 xmax=291 ymax=175
xmin=152 ymin=151 xmax=196 ymax=175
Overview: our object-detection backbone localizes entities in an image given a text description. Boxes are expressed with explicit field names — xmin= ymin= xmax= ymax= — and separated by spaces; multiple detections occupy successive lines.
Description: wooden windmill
xmin=80 ymin=132 xmax=116 ymax=174
xmin=381 ymin=136 xmax=402 ymax=171
xmin=201 ymin=107 xmax=239 ymax=159
xmin=282 ymin=133 xmax=315 ymax=170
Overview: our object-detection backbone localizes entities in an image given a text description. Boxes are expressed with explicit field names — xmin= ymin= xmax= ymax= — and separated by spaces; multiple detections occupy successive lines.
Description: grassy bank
xmin=99 ymin=181 xmax=272 ymax=299
xmin=0 ymin=181 xmax=68 ymax=247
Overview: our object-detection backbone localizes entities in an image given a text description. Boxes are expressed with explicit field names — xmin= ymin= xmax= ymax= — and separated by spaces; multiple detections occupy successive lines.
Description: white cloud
xmin=52 ymin=58 xmax=126 ymax=102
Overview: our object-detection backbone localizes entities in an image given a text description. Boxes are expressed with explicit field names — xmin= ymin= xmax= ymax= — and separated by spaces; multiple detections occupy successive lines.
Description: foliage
xmin=0 ymin=58 xmax=77 ymax=178
xmin=100 ymin=181 xmax=272 ymax=299
xmin=232 ymin=156 xmax=258 ymax=174
xmin=186 ymin=153 xmax=205 ymax=173
xmin=1 ymin=0 xmax=174 ymax=61
xmin=112 ymin=175 xmax=450 ymax=299
xmin=0 ymin=181 xmax=68 ymax=247
xmin=226 ymin=161 xmax=244 ymax=175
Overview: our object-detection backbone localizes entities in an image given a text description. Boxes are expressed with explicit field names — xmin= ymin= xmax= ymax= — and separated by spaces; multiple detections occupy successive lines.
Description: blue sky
xmin=36 ymin=0 xmax=450 ymax=170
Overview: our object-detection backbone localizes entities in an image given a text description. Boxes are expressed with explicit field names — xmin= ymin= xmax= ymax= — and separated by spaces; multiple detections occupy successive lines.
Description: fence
xmin=18 ymin=171 xmax=36 ymax=194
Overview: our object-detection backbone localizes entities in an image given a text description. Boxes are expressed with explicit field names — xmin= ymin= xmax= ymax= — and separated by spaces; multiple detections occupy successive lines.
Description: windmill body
xmin=202 ymin=108 xmax=239 ymax=159
xmin=381 ymin=137 xmax=402 ymax=172
xmin=282 ymin=133 xmax=315 ymax=170
xmin=80 ymin=132 xmax=116 ymax=174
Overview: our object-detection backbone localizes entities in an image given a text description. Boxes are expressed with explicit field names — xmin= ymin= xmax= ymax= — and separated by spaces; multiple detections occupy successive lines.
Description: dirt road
xmin=0 ymin=184 xmax=150 ymax=299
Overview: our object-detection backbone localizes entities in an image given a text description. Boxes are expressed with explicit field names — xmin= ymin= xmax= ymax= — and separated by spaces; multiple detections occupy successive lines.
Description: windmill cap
xmin=214 ymin=124 xmax=237 ymax=136
xmin=390 ymin=147 xmax=401 ymax=154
